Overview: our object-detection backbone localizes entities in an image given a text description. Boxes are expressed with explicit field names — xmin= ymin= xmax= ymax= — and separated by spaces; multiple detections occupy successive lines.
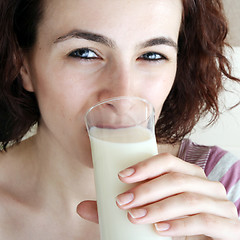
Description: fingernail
xmin=128 ymin=208 xmax=147 ymax=219
xmin=155 ymin=223 xmax=170 ymax=232
xmin=119 ymin=168 xmax=135 ymax=178
xmin=116 ymin=193 xmax=134 ymax=206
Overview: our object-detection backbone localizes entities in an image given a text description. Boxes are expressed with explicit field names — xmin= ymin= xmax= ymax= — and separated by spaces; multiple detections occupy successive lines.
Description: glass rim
xmin=85 ymin=95 xmax=154 ymax=116
xmin=84 ymin=96 xmax=155 ymax=129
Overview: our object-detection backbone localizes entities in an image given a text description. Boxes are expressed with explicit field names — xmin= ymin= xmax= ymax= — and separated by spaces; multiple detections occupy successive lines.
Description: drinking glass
xmin=85 ymin=96 xmax=171 ymax=240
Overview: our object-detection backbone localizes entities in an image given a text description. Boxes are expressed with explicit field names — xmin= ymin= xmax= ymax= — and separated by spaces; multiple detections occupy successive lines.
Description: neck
xmin=23 ymin=128 xmax=96 ymax=212
xmin=157 ymin=142 xmax=181 ymax=157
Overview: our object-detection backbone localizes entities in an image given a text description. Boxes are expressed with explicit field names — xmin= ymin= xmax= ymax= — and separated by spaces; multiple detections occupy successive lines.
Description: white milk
xmin=89 ymin=126 xmax=171 ymax=240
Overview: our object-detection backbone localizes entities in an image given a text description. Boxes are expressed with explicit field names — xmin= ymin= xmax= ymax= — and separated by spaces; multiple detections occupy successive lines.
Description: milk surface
xmin=89 ymin=126 xmax=171 ymax=240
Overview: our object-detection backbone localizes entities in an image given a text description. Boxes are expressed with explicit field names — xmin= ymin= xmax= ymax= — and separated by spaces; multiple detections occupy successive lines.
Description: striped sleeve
xmin=179 ymin=139 xmax=240 ymax=217
xmin=205 ymin=150 xmax=240 ymax=217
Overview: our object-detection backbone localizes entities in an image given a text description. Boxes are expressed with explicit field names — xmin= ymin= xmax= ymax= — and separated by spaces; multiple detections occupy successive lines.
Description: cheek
xmin=32 ymin=65 xmax=97 ymax=125
xmin=143 ymin=74 xmax=176 ymax=120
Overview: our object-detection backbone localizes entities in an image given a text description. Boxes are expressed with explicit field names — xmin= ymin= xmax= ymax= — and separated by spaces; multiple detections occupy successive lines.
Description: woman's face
xmin=22 ymin=0 xmax=182 ymax=161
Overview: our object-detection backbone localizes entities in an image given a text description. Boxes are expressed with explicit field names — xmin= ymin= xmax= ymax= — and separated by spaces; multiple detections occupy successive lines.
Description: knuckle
xmin=181 ymin=192 xmax=200 ymax=206
xmin=224 ymin=200 xmax=238 ymax=218
xmin=161 ymin=152 xmax=176 ymax=166
xmin=195 ymin=165 xmax=206 ymax=177
xmin=169 ymin=172 xmax=186 ymax=185
xmin=133 ymin=181 xmax=152 ymax=198
xmin=160 ymin=152 xmax=172 ymax=159
xmin=199 ymin=213 xmax=216 ymax=227
xmin=138 ymin=160 xmax=149 ymax=171
xmin=141 ymin=182 xmax=154 ymax=196
xmin=213 ymin=181 xmax=227 ymax=197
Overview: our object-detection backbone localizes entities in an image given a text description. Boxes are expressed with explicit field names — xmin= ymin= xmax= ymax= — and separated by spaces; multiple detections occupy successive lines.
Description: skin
xmin=0 ymin=0 xmax=239 ymax=239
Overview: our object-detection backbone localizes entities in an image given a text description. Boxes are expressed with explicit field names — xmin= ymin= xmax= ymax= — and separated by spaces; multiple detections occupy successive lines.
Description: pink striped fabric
xmin=178 ymin=139 xmax=240 ymax=217
xmin=220 ymin=161 xmax=240 ymax=192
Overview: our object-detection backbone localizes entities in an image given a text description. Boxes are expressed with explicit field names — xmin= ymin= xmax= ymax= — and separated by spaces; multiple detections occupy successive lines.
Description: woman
xmin=0 ymin=0 xmax=239 ymax=239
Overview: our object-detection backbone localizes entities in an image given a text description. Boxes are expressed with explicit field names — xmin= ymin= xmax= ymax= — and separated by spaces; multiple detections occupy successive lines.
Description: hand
xmin=116 ymin=153 xmax=240 ymax=240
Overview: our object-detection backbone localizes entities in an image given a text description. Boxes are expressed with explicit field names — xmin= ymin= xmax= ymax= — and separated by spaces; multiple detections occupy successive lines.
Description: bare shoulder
xmin=0 ymin=152 xmax=18 ymax=236
xmin=0 ymin=144 xmax=22 ymax=207
xmin=0 ymin=143 xmax=32 ymax=237
xmin=0 ymin=139 xmax=35 ymax=196
xmin=0 ymin=140 xmax=35 ymax=203
xmin=0 ymin=146 xmax=17 ymax=191
xmin=0 ymin=138 xmax=35 ymax=183
xmin=0 ymin=188 xmax=29 ymax=239
xmin=0 ymin=143 xmax=23 ymax=190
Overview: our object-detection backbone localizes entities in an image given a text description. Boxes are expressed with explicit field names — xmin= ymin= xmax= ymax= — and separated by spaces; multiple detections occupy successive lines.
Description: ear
xmin=19 ymin=56 xmax=34 ymax=92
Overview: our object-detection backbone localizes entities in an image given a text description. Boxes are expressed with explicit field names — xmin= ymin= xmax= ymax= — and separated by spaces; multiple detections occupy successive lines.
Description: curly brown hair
xmin=0 ymin=0 xmax=42 ymax=149
xmin=0 ymin=0 xmax=239 ymax=150
xmin=156 ymin=0 xmax=240 ymax=143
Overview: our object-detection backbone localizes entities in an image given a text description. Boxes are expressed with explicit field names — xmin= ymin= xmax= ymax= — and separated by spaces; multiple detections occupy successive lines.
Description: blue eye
xmin=69 ymin=48 xmax=99 ymax=59
xmin=139 ymin=52 xmax=166 ymax=61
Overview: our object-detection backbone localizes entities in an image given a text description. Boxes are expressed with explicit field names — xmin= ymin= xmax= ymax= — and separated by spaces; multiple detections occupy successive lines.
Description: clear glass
xmin=85 ymin=96 xmax=171 ymax=240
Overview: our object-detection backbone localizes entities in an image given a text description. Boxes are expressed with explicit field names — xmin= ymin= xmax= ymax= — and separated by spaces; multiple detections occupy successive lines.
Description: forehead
xmin=39 ymin=0 xmax=183 ymax=45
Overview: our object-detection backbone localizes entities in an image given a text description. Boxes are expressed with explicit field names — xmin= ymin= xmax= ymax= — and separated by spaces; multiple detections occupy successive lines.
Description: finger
xmin=154 ymin=213 xmax=240 ymax=240
xmin=118 ymin=153 xmax=206 ymax=184
xmin=116 ymin=172 xmax=227 ymax=210
xmin=76 ymin=200 xmax=99 ymax=224
xmin=126 ymin=192 xmax=238 ymax=225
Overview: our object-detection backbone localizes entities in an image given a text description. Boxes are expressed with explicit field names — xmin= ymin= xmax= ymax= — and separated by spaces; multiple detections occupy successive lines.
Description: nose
xmin=105 ymin=97 xmax=134 ymax=116
xmin=98 ymin=61 xmax=135 ymax=102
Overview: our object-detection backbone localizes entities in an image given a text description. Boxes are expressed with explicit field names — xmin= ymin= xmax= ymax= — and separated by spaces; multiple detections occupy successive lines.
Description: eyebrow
xmin=54 ymin=30 xmax=115 ymax=48
xmin=54 ymin=30 xmax=178 ymax=50
xmin=139 ymin=38 xmax=178 ymax=50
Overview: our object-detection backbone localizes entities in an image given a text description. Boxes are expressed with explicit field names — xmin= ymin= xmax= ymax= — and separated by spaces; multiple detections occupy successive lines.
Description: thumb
xmin=76 ymin=200 xmax=99 ymax=224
